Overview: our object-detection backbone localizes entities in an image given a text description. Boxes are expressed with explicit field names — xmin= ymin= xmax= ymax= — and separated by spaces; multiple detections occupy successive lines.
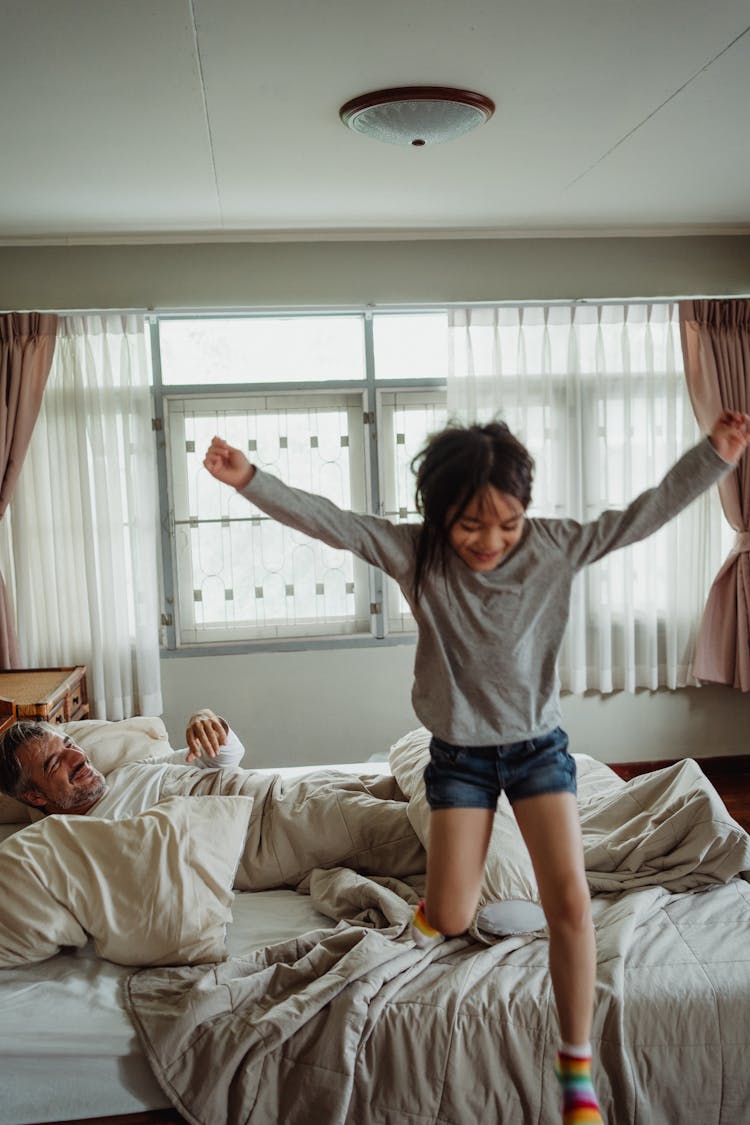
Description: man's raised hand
xmin=185 ymin=708 xmax=228 ymax=763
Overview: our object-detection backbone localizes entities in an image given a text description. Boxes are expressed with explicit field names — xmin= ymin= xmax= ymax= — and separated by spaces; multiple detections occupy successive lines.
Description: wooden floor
xmin=610 ymin=753 xmax=750 ymax=834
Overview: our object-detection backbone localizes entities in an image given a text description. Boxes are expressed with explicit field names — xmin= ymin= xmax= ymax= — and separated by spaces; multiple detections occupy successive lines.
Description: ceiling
xmin=2 ymin=0 xmax=749 ymax=242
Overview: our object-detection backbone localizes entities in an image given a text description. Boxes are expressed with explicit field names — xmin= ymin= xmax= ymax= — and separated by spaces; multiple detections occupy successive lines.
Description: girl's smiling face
xmin=448 ymin=485 xmax=526 ymax=571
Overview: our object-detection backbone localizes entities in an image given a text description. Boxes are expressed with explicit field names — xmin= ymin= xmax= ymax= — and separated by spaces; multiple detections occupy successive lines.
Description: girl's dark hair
xmin=411 ymin=420 xmax=534 ymax=603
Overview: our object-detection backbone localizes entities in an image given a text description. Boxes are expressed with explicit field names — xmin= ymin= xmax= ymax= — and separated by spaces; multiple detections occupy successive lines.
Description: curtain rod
xmin=5 ymin=296 xmax=748 ymax=318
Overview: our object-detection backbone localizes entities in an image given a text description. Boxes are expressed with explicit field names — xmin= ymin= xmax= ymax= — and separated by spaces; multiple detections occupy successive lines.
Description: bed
xmin=1 ymin=720 xmax=750 ymax=1125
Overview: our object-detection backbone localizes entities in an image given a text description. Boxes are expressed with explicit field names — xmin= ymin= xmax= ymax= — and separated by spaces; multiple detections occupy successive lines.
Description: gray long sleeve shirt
xmin=240 ymin=437 xmax=732 ymax=746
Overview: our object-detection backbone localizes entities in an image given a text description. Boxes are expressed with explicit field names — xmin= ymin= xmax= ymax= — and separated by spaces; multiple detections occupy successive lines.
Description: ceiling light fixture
xmin=339 ymin=86 xmax=495 ymax=147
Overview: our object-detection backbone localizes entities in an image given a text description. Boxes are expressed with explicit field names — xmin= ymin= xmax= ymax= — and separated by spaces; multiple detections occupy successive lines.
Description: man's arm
xmin=183 ymin=708 xmax=246 ymax=768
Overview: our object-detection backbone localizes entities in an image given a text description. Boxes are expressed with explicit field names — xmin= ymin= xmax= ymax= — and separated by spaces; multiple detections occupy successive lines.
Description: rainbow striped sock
xmin=410 ymin=900 xmax=444 ymax=949
xmin=554 ymin=1050 xmax=604 ymax=1124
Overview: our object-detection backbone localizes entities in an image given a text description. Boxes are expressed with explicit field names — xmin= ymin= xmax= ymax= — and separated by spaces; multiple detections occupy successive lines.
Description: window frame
xmin=150 ymin=304 xmax=728 ymax=657
xmin=377 ymin=387 xmax=449 ymax=633
xmin=150 ymin=311 xmax=447 ymax=655
xmin=167 ymin=389 xmax=373 ymax=645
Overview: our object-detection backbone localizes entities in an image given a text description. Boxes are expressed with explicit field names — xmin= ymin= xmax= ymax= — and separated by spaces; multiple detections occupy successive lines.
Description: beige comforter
xmin=160 ymin=765 xmax=426 ymax=889
xmin=159 ymin=754 xmax=749 ymax=895
xmin=126 ymin=760 xmax=750 ymax=1125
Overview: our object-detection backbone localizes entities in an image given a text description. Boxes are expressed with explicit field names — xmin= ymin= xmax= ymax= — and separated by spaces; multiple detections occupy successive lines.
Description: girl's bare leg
xmin=512 ymin=791 xmax=594 ymax=1044
xmin=423 ymin=807 xmax=495 ymax=935
xmin=513 ymin=792 xmax=604 ymax=1122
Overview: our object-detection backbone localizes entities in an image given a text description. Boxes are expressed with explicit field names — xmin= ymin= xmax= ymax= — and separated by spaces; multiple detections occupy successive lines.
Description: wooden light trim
xmin=339 ymin=86 xmax=495 ymax=146
xmin=340 ymin=86 xmax=495 ymax=121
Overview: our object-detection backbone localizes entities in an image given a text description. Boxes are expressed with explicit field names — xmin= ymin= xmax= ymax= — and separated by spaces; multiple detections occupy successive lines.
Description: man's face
xmin=17 ymin=732 xmax=107 ymax=815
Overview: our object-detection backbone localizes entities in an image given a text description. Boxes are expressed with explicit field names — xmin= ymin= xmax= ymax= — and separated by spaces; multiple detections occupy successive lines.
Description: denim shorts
xmin=423 ymin=727 xmax=577 ymax=811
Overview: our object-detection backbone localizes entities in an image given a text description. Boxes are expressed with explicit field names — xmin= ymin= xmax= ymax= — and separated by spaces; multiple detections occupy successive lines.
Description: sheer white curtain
xmin=8 ymin=315 xmax=162 ymax=717
xmin=448 ymin=303 xmax=728 ymax=692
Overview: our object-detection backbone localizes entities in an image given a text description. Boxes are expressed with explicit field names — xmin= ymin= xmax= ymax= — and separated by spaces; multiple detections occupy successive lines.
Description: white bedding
xmin=0 ymin=885 xmax=336 ymax=1124
xmin=0 ymin=761 xmax=381 ymax=1125
xmin=2 ymin=753 xmax=749 ymax=1125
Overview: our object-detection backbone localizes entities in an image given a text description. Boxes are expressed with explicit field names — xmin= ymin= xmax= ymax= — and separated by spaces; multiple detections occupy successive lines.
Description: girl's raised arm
xmin=709 ymin=410 xmax=750 ymax=464
xmin=203 ymin=436 xmax=415 ymax=582
xmin=204 ymin=436 xmax=255 ymax=491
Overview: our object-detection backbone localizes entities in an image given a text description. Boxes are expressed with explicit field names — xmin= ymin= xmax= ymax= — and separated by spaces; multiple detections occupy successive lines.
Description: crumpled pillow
xmin=61 ymin=715 xmax=173 ymax=775
xmin=0 ymin=795 xmax=253 ymax=967
xmin=0 ymin=716 xmax=173 ymax=824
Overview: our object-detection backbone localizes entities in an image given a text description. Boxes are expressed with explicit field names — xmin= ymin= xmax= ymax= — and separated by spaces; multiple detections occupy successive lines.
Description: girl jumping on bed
xmin=204 ymin=409 xmax=749 ymax=1125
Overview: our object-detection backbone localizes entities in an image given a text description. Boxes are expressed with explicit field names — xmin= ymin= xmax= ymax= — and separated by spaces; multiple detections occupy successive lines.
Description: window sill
xmin=161 ymin=633 xmax=418 ymax=657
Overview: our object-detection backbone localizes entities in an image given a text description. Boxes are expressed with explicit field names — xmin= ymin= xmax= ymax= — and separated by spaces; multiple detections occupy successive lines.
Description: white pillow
xmin=575 ymin=752 xmax=626 ymax=802
xmin=389 ymin=726 xmax=432 ymax=798
xmin=62 ymin=716 xmax=173 ymax=774
xmin=0 ymin=716 xmax=173 ymax=824
xmin=0 ymin=795 xmax=252 ymax=967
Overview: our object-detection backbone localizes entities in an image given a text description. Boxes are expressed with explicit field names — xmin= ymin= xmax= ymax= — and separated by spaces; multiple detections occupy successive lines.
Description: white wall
xmin=560 ymin=684 xmax=750 ymax=764
xmin=159 ymin=645 xmax=419 ymax=767
xmin=1 ymin=234 xmax=749 ymax=310
xmin=159 ymin=645 xmax=750 ymax=767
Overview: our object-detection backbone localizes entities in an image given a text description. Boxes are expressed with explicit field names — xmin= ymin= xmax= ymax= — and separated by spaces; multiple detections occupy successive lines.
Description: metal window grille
xmin=167 ymin=391 xmax=374 ymax=643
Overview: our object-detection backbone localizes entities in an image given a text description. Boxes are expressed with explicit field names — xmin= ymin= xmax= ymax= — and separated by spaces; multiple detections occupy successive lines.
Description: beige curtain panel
xmin=679 ymin=300 xmax=750 ymax=690
xmin=0 ymin=312 xmax=58 ymax=668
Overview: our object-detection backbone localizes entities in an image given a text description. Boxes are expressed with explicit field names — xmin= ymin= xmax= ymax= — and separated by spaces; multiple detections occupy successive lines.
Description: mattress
xmin=0 ymin=890 xmax=335 ymax=1124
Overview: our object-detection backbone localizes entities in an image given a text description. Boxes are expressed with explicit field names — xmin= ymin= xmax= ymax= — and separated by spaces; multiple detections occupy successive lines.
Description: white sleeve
xmin=204 ymin=725 xmax=245 ymax=769
xmin=164 ymin=724 xmax=247 ymax=769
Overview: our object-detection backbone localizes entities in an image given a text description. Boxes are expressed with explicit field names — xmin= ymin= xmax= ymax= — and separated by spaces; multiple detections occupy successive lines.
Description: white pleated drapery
xmin=447 ymin=302 xmax=729 ymax=693
xmin=6 ymin=314 xmax=162 ymax=717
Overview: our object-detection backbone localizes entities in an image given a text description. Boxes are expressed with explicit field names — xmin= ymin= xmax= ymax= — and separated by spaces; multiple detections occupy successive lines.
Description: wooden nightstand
xmin=0 ymin=666 xmax=89 ymax=726
xmin=0 ymin=697 xmax=15 ymax=735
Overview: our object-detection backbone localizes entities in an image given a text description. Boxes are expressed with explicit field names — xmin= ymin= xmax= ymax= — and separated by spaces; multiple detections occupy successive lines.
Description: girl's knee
xmin=427 ymin=901 xmax=474 ymax=936
xmin=539 ymin=873 xmax=593 ymax=936
xmin=547 ymin=883 xmax=592 ymax=933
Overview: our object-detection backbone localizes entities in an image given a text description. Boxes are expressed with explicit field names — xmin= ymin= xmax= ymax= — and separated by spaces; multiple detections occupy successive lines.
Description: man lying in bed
xmin=0 ymin=709 xmax=244 ymax=818
xmin=0 ymin=712 xmax=426 ymax=889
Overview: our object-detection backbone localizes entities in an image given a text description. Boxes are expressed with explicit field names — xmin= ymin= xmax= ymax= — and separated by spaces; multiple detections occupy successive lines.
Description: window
xmin=154 ymin=305 xmax=733 ymax=661
xmin=446 ymin=303 xmax=735 ymax=691
xmin=168 ymin=393 xmax=370 ymax=643
xmin=155 ymin=312 xmax=448 ymax=647
xmin=159 ymin=315 xmax=366 ymax=385
xmin=372 ymin=314 xmax=448 ymax=380
xmin=377 ymin=390 xmax=447 ymax=632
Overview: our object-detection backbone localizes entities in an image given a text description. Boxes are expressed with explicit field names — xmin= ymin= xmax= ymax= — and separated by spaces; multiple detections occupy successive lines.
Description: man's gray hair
xmin=0 ymin=721 xmax=57 ymax=801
